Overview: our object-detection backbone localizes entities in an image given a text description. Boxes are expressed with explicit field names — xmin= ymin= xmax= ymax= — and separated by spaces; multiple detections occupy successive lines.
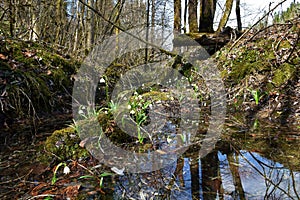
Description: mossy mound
xmin=0 ymin=39 xmax=80 ymax=120
xmin=42 ymin=127 xmax=89 ymax=162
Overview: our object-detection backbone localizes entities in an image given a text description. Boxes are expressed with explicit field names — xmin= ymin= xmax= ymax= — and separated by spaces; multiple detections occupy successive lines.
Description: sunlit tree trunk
xmin=87 ymin=0 xmax=95 ymax=49
xmin=217 ymin=0 xmax=234 ymax=32
xmin=236 ymin=0 xmax=242 ymax=31
xmin=199 ymin=0 xmax=216 ymax=33
xmin=174 ymin=0 xmax=181 ymax=32
xmin=189 ymin=0 xmax=198 ymax=32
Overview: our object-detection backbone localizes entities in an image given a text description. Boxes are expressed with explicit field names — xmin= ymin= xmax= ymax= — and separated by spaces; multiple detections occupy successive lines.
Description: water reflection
xmin=112 ymin=143 xmax=300 ymax=199
xmin=219 ymin=150 xmax=300 ymax=199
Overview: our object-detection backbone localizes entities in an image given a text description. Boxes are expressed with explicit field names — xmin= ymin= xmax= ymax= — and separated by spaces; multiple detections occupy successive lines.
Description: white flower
xmin=63 ymin=166 xmax=71 ymax=174
xmin=130 ymin=110 xmax=135 ymax=114
xmin=127 ymin=104 xmax=131 ymax=110
xmin=99 ymin=78 xmax=105 ymax=83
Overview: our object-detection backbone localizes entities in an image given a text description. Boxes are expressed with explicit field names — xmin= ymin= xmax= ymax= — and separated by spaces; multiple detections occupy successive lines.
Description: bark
xmin=55 ymin=0 xmax=62 ymax=43
xmin=189 ymin=0 xmax=198 ymax=33
xmin=174 ymin=0 xmax=181 ymax=32
xmin=217 ymin=0 xmax=234 ymax=32
xmin=236 ymin=0 xmax=242 ymax=31
xmin=183 ymin=0 xmax=188 ymax=33
xmin=73 ymin=0 xmax=80 ymax=52
xmin=199 ymin=0 xmax=216 ymax=33
xmin=30 ymin=0 xmax=40 ymax=41
xmin=151 ymin=0 xmax=155 ymax=27
xmin=9 ymin=0 xmax=15 ymax=37
xmin=86 ymin=0 xmax=95 ymax=49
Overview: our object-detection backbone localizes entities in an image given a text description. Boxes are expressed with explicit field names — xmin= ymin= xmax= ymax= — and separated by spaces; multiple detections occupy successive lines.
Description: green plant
xmin=128 ymin=92 xmax=152 ymax=144
xmin=44 ymin=196 xmax=54 ymax=200
xmin=179 ymin=133 xmax=186 ymax=143
xmin=108 ymin=100 xmax=118 ymax=113
xmin=253 ymin=118 xmax=259 ymax=130
xmin=79 ymin=172 xmax=113 ymax=188
xmin=249 ymin=89 xmax=263 ymax=105
xmin=51 ymin=162 xmax=70 ymax=185
xmin=99 ymin=172 xmax=114 ymax=188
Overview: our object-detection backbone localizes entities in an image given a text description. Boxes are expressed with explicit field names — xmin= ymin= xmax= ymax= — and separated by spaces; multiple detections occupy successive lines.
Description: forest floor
xmin=0 ymin=16 xmax=299 ymax=199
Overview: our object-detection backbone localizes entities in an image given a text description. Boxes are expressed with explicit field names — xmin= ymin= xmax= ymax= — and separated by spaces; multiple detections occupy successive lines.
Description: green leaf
xmin=100 ymin=172 xmax=114 ymax=177
xmin=78 ymin=175 xmax=94 ymax=179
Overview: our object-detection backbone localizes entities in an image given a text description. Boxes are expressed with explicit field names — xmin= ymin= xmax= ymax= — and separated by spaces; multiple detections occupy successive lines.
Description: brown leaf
xmin=22 ymin=50 xmax=36 ymax=58
xmin=79 ymin=138 xmax=89 ymax=148
xmin=0 ymin=53 xmax=7 ymax=60
xmin=31 ymin=182 xmax=48 ymax=196
xmin=64 ymin=184 xmax=81 ymax=198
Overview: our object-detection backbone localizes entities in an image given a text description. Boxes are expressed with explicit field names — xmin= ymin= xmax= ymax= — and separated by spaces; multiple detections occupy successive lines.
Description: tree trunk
xmin=183 ymin=0 xmax=188 ymax=33
xmin=236 ymin=0 xmax=242 ymax=31
xmin=55 ymin=0 xmax=63 ymax=44
xmin=9 ymin=0 xmax=15 ymax=37
xmin=86 ymin=0 xmax=95 ymax=49
xmin=73 ymin=0 xmax=80 ymax=52
xmin=151 ymin=0 xmax=155 ymax=27
xmin=188 ymin=0 xmax=198 ymax=33
xmin=217 ymin=0 xmax=233 ymax=32
xmin=174 ymin=0 xmax=181 ymax=32
xmin=199 ymin=0 xmax=216 ymax=33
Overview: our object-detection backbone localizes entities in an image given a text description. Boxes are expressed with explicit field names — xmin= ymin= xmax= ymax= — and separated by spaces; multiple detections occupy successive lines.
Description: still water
xmin=102 ymin=125 xmax=300 ymax=200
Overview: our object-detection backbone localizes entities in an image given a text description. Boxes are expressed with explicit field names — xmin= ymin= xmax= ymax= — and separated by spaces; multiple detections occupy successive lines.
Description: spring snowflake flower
xmin=63 ymin=166 xmax=71 ymax=174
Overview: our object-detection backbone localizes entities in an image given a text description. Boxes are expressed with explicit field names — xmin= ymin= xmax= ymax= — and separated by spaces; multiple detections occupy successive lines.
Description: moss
xmin=272 ymin=63 xmax=295 ymax=87
xmin=0 ymin=39 xmax=80 ymax=118
xmin=42 ymin=127 xmax=89 ymax=162
xmin=141 ymin=90 xmax=172 ymax=101
xmin=228 ymin=49 xmax=271 ymax=82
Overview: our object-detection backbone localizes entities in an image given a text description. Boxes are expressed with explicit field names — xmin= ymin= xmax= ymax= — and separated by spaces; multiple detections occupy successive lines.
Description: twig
xmin=27 ymin=194 xmax=56 ymax=200
xmin=0 ymin=169 xmax=33 ymax=185
xmin=247 ymin=23 xmax=293 ymax=42
xmin=284 ymin=28 xmax=300 ymax=63
xmin=229 ymin=0 xmax=288 ymax=51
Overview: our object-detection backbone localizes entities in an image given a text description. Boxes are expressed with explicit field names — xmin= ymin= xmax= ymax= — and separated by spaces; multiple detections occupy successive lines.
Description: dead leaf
xmin=64 ymin=184 xmax=81 ymax=198
xmin=31 ymin=182 xmax=48 ymax=196
xmin=79 ymin=138 xmax=89 ymax=148
xmin=0 ymin=53 xmax=7 ymax=60
xmin=22 ymin=50 xmax=36 ymax=58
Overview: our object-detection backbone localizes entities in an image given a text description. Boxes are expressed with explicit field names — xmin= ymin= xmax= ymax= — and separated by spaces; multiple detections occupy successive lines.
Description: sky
xmin=220 ymin=0 xmax=299 ymax=28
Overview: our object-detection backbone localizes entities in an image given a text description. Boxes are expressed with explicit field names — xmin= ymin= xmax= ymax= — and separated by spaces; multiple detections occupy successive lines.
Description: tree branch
xmin=78 ymin=0 xmax=177 ymax=57
xmin=229 ymin=0 xmax=288 ymax=51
